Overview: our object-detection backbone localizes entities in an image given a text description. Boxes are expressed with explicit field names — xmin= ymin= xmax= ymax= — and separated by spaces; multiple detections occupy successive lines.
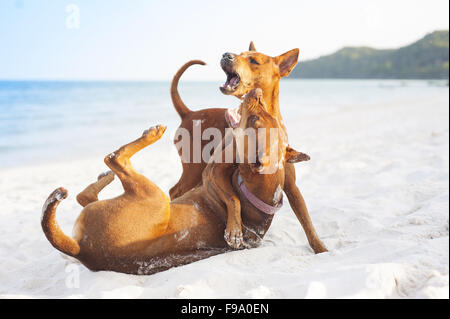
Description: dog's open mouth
xmin=220 ymin=63 xmax=241 ymax=94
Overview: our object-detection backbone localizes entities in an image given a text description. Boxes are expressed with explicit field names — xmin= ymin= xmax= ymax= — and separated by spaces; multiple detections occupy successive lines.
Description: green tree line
xmin=290 ymin=30 xmax=449 ymax=79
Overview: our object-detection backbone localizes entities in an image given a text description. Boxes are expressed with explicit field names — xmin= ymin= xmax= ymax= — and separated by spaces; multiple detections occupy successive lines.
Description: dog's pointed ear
xmin=286 ymin=146 xmax=310 ymax=163
xmin=275 ymin=49 xmax=299 ymax=77
xmin=249 ymin=41 xmax=256 ymax=51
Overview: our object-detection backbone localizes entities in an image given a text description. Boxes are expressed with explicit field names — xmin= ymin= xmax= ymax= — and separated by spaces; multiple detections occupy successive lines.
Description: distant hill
xmin=291 ymin=30 xmax=449 ymax=79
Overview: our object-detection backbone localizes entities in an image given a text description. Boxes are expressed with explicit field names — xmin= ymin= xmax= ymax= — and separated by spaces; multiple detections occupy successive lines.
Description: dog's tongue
xmin=221 ymin=75 xmax=239 ymax=90
xmin=226 ymin=108 xmax=241 ymax=128
xmin=228 ymin=76 xmax=239 ymax=86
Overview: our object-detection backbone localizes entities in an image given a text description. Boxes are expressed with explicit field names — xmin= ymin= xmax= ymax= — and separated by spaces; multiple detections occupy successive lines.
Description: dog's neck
xmin=237 ymin=164 xmax=284 ymax=207
xmin=262 ymin=81 xmax=282 ymax=122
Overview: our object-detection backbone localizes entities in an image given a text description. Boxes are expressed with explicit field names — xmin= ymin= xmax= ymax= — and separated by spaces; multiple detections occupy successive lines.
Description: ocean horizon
xmin=0 ymin=79 xmax=447 ymax=169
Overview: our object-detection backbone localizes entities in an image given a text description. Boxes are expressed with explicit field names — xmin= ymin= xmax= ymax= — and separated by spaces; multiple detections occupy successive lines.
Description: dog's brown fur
xmin=169 ymin=43 xmax=327 ymax=253
xmin=41 ymin=91 xmax=306 ymax=275
xmin=206 ymin=89 xmax=311 ymax=249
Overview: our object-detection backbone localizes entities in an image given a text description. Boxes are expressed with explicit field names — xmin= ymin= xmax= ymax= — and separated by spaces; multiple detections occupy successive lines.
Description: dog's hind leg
xmin=104 ymin=125 xmax=167 ymax=196
xmin=76 ymin=171 xmax=115 ymax=207
xmin=104 ymin=125 xmax=170 ymax=239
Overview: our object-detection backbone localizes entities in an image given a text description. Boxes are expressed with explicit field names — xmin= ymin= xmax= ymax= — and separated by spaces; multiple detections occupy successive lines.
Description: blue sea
xmin=0 ymin=79 xmax=447 ymax=169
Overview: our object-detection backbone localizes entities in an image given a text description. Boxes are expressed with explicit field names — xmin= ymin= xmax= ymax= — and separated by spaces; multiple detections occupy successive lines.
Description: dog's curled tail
xmin=171 ymin=60 xmax=206 ymax=119
xmin=41 ymin=187 xmax=80 ymax=257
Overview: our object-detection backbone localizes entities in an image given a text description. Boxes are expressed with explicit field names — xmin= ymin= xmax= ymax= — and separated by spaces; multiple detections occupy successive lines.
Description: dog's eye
xmin=249 ymin=58 xmax=259 ymax=65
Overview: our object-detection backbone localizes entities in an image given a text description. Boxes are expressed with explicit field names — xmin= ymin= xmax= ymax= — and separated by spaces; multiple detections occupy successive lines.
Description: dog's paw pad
xmin=143 ymin=125 xmax=166 ymax=138
xmin=97 ymin=170 xmax=115 ymax=182
xmin=106 ymin=152 xmax=117 ymax=159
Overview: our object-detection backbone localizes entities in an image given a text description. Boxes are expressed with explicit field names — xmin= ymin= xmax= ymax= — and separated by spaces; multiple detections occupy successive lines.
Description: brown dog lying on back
xmin=41 ymin=89 xmax=309 ymax=275
xmin=169 ymin=42 xmax=327 ymax=253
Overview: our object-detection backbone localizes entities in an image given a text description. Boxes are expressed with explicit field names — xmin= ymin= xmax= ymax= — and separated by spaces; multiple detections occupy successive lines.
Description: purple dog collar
xmin=237 ymin=172 xmax=283 ymax=215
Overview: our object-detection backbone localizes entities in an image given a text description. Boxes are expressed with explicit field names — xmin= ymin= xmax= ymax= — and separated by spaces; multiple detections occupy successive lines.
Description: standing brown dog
xmin=169 ymin=42 xmax=327 ymax=253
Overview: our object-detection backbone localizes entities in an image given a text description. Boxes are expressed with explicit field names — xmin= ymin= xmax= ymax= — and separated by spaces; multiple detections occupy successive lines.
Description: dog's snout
xmin=222 ymin=52 xmax=235 ymax=61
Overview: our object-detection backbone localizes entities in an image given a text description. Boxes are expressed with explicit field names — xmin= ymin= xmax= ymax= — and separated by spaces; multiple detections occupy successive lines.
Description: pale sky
xmin=0 ymin=0 xmax=448 ymax=80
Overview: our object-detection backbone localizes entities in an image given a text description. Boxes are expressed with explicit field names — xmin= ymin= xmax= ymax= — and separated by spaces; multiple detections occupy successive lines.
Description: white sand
xmin=0 ymin=91 xmax=448 ymax=299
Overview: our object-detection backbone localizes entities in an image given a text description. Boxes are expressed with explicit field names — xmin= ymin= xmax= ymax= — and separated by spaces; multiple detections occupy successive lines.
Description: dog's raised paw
xmin=97 ymin=170 xmax=115 ymax=181
xmin=142 ymin=125 xmax=166 ymax=139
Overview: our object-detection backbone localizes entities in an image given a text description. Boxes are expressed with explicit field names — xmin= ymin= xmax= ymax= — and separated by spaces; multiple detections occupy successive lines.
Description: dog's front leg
xmin=284 ymin=163 xmax=327 ymax=253
xmin=207 ymin=163 xmax=244 ymax=249
xmin=223 ymin=195 xmax=243 ymax=249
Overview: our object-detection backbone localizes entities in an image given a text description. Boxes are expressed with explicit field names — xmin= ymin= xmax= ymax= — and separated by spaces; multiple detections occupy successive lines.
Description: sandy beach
xmin=0 ymin=82 xmax=448 ymax=298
